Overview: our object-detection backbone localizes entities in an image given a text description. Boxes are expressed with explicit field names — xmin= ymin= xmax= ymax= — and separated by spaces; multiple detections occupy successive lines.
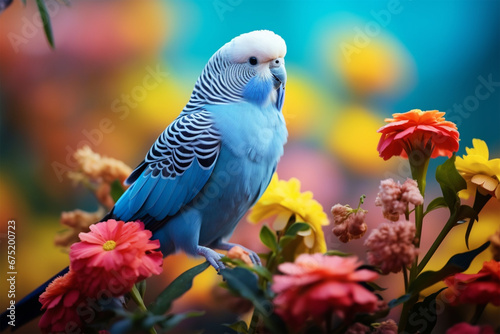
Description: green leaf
xmin=278 ymin=222 xmax=310 ymax=249
xmin=435 ymin=155 xmax=467 ymax=212
xmin=110 ymin=180 xmax=126 ymax=202
xmin=409 ymin=241 xmax=490 ymax=294
xmin=224 ymin=320 xmax=249 ymax=334
xmin=35 ymin=0 xmax=55 ymax=48
xmin=424 ymin=197 xmax=447 ymax=216
xmin=149 ymin=261 xmax=210 ymax=315
xmin=136 ymin=280 xmax=146 ymax=298
xmin=405 ymin=288 xmax=446 ymax=334
xmin=221 ymin=257 xmax=272 ymax=281
xmin=324 ymin=250 xmax=352 ymax=257
xmin=220 ymin=267 xmax=286 ymax=334
xmin=157 ymin=311 xmax=204 ymax=330
xmin=465 ymin=191 xmax=492 ymax=249
xmin=284 ymin=222 xmax=310 ymax=237
xmin=364 ymin=281 xmax=387 ymax=292
xmin=456 ymin=205 xmax=477 ymax=222
xmin=259 ymin=225 xmax=278 ymax=252
xmin=220 ymin=267 xmax=268 ymax=314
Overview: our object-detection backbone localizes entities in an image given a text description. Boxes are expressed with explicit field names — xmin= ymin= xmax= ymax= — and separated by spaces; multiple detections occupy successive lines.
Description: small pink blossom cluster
xmin=331 ymin=204 xmax=367 ymax=243
xmin=39 ymin=220 xmax=163 ymax=333
xmin=375 ymin=178 xmax=423 ymax=221
xmin=364 ymin=220 xmax=418 ymax=274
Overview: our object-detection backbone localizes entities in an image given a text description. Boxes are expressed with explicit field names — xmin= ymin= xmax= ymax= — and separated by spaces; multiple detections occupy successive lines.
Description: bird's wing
xmin=113 ymin=111 xmax=220 ymax=227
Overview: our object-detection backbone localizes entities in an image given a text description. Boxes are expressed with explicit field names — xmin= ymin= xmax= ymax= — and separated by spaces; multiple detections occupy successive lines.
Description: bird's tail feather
xmin=0 ymin=266 xmax=69 ymax=332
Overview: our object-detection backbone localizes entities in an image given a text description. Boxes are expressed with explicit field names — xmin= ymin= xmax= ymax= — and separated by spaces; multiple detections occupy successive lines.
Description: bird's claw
xmin=197 ymin=246 xmax=225 ymax=271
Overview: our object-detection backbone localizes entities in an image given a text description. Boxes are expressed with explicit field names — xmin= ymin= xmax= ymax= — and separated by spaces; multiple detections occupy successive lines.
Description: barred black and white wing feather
xmin=113 ymin=111 xmax=221 ymax=224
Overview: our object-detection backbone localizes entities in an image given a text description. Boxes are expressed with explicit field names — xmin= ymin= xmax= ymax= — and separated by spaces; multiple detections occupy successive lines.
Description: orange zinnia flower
xmin=377 ymin=109 xmax=459 ymax=160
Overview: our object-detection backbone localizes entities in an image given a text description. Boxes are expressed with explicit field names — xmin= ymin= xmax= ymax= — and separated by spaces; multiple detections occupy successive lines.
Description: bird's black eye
xmin=249 ymin=57 xmax=258 ymax=65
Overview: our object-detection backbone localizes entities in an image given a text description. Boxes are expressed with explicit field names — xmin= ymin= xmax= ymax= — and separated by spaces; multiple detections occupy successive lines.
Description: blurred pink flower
xmin=444 ymin=260 xmax=500 ymax=306
xmin=377 ymin=109 xmax=459 ymax=160
xmin=70 ymin=219 xmax=163 ymax=297
xmin=373 ymin=319 xmax=398 ymax=334
xmin=375 ymin=178 xmax=423 ymax=221
xmin=272 ymin=254 xmax=379 ymax=328
xmin=39 ymin=271 xmax=85 ymax=334
xmin=364 ymin=220 xmax=418 ymax=274
xmin=446 ymin=322 xmax=495 ymax=334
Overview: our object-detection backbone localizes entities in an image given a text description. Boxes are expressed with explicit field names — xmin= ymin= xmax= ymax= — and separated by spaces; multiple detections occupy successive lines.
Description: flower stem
xmin=417 ymin=214 xmax=456 ymax=273
xmin=470 ymin=303 xmax=487 ymax=325
xmin=402 ymin=266 xmax=409 ymax=293
xmin=129 ymin=284 xmax=157 ymax=334
xmin=248 ymin=310 xmax=260 ymax=334
xmin=400 ymin=153 xmax=430 ymax=333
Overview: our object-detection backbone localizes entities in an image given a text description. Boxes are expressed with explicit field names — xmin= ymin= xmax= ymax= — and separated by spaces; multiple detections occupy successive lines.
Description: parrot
xmin=0 ymin=30 xmax=288 ymax=331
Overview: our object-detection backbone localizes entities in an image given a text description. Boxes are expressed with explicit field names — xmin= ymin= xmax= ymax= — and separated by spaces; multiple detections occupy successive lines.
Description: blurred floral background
xmin=0 ymin=0 xmax=499 ymax=332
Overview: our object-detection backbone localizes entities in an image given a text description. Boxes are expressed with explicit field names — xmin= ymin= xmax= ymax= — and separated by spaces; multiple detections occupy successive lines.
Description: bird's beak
xmin=270 ymin=58 xmax=286 ymax=89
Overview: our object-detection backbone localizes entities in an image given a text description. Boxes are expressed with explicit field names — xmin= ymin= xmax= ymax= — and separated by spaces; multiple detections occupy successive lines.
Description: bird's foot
xmin=197 ymin=246 xmax=225 ymax=271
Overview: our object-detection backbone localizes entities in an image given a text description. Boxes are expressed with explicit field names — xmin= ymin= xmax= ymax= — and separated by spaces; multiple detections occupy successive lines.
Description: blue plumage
xmin=0 ymin=30 xmax=288 ymax=332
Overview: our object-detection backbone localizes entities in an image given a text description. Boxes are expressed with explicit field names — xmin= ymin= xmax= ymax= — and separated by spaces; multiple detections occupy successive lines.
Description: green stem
xmin=248 ymin=310 xmax=260 ymax=334
xmin=400 ymin=153 xmax=430 ymax=333
xmin=408 ymin=154 xmax=430 ymax=281
xmin=402 ymin=266 xmax=409 ymax=293
xmin=470 ymin=303 xmax=487 ymax=325
xmin=417 ymin=214 xmax=456 ymax=273
xmin=129 ymin=285 xmax=157 ymax=334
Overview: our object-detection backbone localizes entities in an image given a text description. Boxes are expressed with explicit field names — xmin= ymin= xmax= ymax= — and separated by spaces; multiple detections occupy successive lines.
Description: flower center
xmin=102 ymin=240 xmax=117 ymax=251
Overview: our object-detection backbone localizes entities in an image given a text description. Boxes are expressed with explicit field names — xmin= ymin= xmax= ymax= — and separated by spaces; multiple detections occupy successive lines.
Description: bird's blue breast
xmin=192 ymin=101 xmax=287 ymax=245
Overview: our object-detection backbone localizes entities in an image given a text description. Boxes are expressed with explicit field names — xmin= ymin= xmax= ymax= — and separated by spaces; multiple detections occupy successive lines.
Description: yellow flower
xmin=455 ymin=139 xmax=500 ymax=200
xmin=248 ymin=174 xmax=329 ymax=256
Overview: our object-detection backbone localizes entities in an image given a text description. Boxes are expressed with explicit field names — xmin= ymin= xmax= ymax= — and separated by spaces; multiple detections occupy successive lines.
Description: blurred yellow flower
xmin=455 ymin=139 xmax=500 ymax=200
xmin=248 ymin=174 xmax=329 ymax=255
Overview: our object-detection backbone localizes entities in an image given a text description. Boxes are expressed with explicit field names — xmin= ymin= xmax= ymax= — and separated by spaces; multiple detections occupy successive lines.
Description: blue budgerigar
xmin=109 ymin=29 xmax=288 ymax=268
xmin=1 ymin=30 xmax=288 ymax=331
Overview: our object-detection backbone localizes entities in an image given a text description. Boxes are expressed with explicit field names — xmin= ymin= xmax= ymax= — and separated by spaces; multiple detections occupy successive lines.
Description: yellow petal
xmin=303 ymin=233 xmax=315 ymax=248
xmin=297 ymin=227 xmax=312 ymax=237
xmin=273 ymin=212 xmax=292 ymax=231
xmin=471 ymin=174 xmax=499 ymax=192
xmin=468 ymin=139 xmax=489 ymax=159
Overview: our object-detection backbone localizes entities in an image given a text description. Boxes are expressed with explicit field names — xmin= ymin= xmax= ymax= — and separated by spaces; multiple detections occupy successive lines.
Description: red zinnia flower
xmin=39 ymin=271 xmax=86 ymax=334
xmin=444 ymin=260 xmax=500 ymax=306
xmin=272 ymin=254 xmax=379 ymax=329
xmin=70 ymin=219 xmax=163 ymax=297
xmin=377 ymin=109 xmax=459 ymax=160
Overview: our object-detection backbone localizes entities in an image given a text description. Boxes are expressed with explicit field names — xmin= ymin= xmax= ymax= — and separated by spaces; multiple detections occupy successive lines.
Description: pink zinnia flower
xmin=39 ymin=271 xmax=86 ymax=334
xmin=70 ymin=219 xmax=163 ymax=297
xmin=364 ymin=220 xmax=418 ymax=274
xmin=375 ymin=178 xmax=423 ymax=221
xmin=377 ymin=109 xmax=459 ymax=160
xmin=444 ymin=260 xmax=500 ymax=306
xmin=272 ymin=254 xmax=379 ymax=328
xmin=446 ymin=322 xmax=495 ymax=334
